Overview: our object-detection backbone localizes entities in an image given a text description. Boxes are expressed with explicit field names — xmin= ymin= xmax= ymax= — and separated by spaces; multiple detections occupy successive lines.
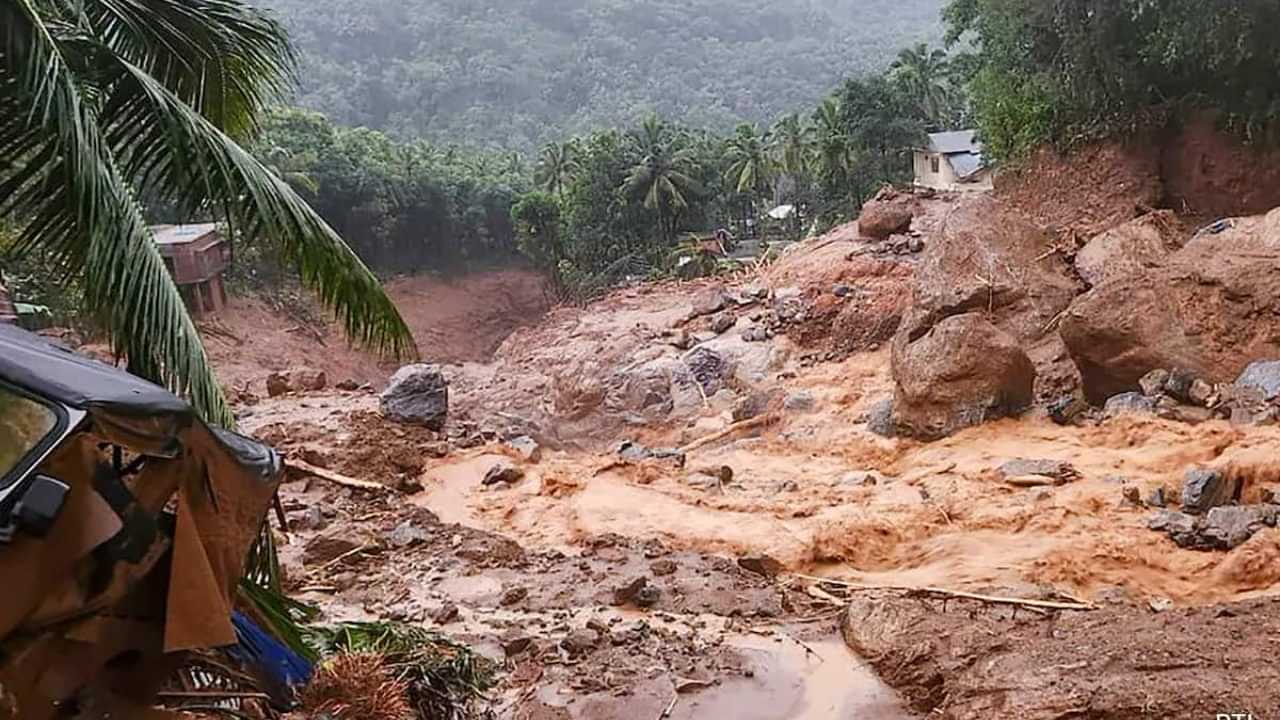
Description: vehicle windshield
xmin=0 ymin=385 xmax=59 ymax=487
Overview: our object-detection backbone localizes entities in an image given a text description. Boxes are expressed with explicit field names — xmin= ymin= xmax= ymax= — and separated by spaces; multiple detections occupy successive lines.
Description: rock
xmin=502 ymin=636 xmax=535 ymax=657
xmin=289 ymin=367 xmax=327 ymax=391
xmin=741 ymin=324 xmax=769 ymax=343
xmin=649 ymin=559 xmax=678 ymax=577
xmin=1188 ymin=378 xmax=1215 ymax=407
xmin=908 ymin=236 xmax=925 ymax=253
xmin=732 ymin=391 xmax=774 ymax=422
xmin=1139 ymin=369 xmax=1171 ymax=398
xmin=998 ymin=458 xmax=1080 ymax=484
xmin=1236 ymin=360 xmax=1280 ymax=400
xmin=1104 ymin=392 xmax=1156 ymax=416
xmin=395 ymin=475 xmax=425 ymax=494
xmin=670 ymin=329 xmax=694 ymax=350
xmin=866 ymin=398 xmax=896 ymax=438
xmin=742 ymin=284 xmax=770 ymax=300
xmin=614 ymin=577 xmax=660 ymax=608
xmin=292 ymin=506 xmax=327 ymax=532
xmin=684 ymin=347 xmax=730 ymax=395
xmin=1182 ymin=469 xmax=1241 ymax=515
xmin=737 ymin=555 xmax=785 ymax=578
xmin=1148 ymin=597 xmax=1174 ymax=613
xmin=431 ymin=603 xmax=459 ymax=625
xmin=1048 ymin=396 xmax=1090 ymax=425
xmin=1147 ymin=486 xmax=1167 ymax=508
xmin=507 ymin=435 xmax=542 ymax=463
xmin=265 ymin=372 xmax=290 ymax=397
xmin=1158 ymin=404 xmax=1215 ymax=425
xmin=840 ymin=470 xmax=882 ymax=487
xmin=302 ymin=535 xmax=361 ymax=566
xmin=381 ymin=364 xmax=449 ymax=430
xmin=1060 ymin=213 xmax=1280 ymax=403
xmin=1163 ymin=368 xmax=1196 ymax=402
xmin=783 ymin=390 xmax=815 ymax=413
xmin=832 ymin=283 xmax=853 ymax=298
xmin=691 ymin=286 xmax=729 ymax=317
xmin=1148 ymin=509 xmax=1197 ymax=535
xmin=858 ymin=188 xmax=914 ymax=239
xmin=616 ymin=441 xmax=686 ymax=468
xmin=335 ymin=378 xmax=360 ymax=391
xmin=890 ymin=314 xmax=1035 ymax=440
xmin=1074 ymin=210 xmax=1182 ymax=287
xmin=710 ymin=313 xmax=737 ymax=334
xmin=1121 ymin=486 xmax=1141 ymax=506
xmin=1198 ymin=506 xmax=1279 ymax=550
xmin=386 ymin=521 xmax=428 ymax=549
xmin=482 ymin=462 xmax=525 ymax=486
xmin=499 ymin=586 xmax=529 ymax=606
xmin=561 ymin=629 xmax=600 ymax=657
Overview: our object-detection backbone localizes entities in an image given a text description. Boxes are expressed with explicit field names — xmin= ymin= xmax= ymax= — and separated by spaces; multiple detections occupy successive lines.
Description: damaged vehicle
xmin=0 ymin=323 xmax=284 ymax=719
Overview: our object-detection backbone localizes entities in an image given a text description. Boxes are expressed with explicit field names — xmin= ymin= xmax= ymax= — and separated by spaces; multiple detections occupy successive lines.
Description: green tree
xmin=0 ymin=0 xmax=415 ymax=426
xmin=621 ymin=117 xmax=702 ymax=246
xmin=889 ymin=43 xmax=953 ymax=127
xmin=511 ymin=192 xmax=565 ymax=290
xmin=723 ymin=124 xmax=775 ymax=196
xmin=534 ymin=141 xmax=580 ymax=197
xmin=811 ymin=97 xmax=851 ymax=201
xmin=771 ymin=113 xmax=812 ymax=180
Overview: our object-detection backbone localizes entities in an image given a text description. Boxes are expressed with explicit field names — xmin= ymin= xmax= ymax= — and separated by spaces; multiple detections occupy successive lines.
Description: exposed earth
xmin=201 ymin=154 xmax=1280 ymax=719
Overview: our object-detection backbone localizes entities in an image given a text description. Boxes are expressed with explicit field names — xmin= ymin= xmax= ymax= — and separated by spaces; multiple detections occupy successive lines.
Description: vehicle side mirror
xmin=12 ymin=475 xmax=70 ymax=538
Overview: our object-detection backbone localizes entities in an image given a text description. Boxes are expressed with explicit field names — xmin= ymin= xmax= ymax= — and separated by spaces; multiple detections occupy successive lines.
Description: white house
xmin=913 ymin=130 xmax=993 ymax=192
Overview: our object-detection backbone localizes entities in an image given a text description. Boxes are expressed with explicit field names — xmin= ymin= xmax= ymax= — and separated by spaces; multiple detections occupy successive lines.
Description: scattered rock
xmin=691 ymin=286 xmax=729 ymax=317
xmin=381 ymin=364 xmax=449 ymax=430
xmin=1188 ymin=378 xmax=1215 ymax=407
xmin=684 ymin=347 xmax=730 ymax=395
xmin=866 ymin=398 xmax=896 ymax=438
xmin=1104 ymin=392 xmax=1156 ymax=416
xmin=335 ymin=378 xmax=361 ymax=391
xmin=1146 ymin=486 xmax=1167 ymax=508
xmin=302 ymin=535 xmax=361 ymax=566
xmin=289 ymin=367 xmax=328 ymax=392
xmin=265 ymin=372 xmax=290 ymax=398
xmin=386 ymin=521 xmax=428 ymax=548
xmin=670 ymin=329 xmax=694 ymax=350
xmin=782 ymin=390 xmax=816 ymax=413
xmin=561 ymin=629 xmax=600 ymax=657
xmin=891 ymin=314 xmax=1036 ymax=440
xmin=1182 ymin=469 xmax=1241 ymax=515
xmin=1148 ymin=597 xmax=1174 ymax=613
xmin=737 ymin=555 xmax=785 ymax=578
xmin=649 ymin=559 xmax=678 ymax=577
xmin=840 ymin=470 xmax=882 ymax=487
xmin=732 ymin=391 xmax=774 ymax=422
xmin=1148 ymin=509 xmax=1197 ymax=535
xmin=1198 ymin=505 xmax=1279 ymax=550
xmin=998 ymin=458 xmax=1080 ymax=484
xmin=499 ymin=586 xmax=529 ymax=607
xmin=616 ymin=440 xmax=686 ymax=468
xmin=293 ymin=506 xmax=327 ymax=532
xmin=858 ymin=188 xmax=915 ymax=239
xmin=431 ymin=603 xmax=460 ymax=625
xmin=482 ymin=462 xmax=525 ymax=487
xmin=1121 ymin=486 xmax=1142 ymax=506
xmin=710 ymin=313 xmax=737 ymax=335
xmin=502 ymin=635 xmax=535 ymax=657
xmin=395 ymin=475 xmax=425 ymax=494
xmin=741 ymin=324 xmax=769 ymax=343
xmin=832 ymin=283 xmax=853 ymax=298
xmin=1162 ymin=369 xmax=1196 ymax=403
xmin=1074 ymin=210 xmax=1182 ymax=288
xmin=1139 ymin=369 xmax=1170 ymax=398
xmin=614 ymin=577 xmax=660 ymax=608
xmin=1236 ymin=360 xmax=1280 ymax=400
xmin=507 ymin=435 xmax=542 ymax=463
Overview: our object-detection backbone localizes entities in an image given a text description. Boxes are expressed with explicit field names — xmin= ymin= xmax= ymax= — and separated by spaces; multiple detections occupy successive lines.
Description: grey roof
xmin=947 ymin=152 xmax=986 ymax=180
xmin=927 ymin=130 xmax=980 ymax=155
xmin=151 ymin=222 xmax=219 ymax=246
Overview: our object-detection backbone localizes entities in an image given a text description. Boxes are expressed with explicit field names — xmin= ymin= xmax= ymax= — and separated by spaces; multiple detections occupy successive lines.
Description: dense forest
xmin=256 ymin=0 xmax=946 ymax=150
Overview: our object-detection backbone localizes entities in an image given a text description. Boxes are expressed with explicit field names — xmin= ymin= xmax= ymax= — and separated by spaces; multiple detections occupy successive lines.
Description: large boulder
xmin=895 ymin=196 xmax=1082 ymax=401
xmin=891 ymin=313 xmax=1035 ymax=440
xmin=1073 ymin=210 xmax=1183 ymax=287
xmin=858 ymin=188 xmax=915 ymax=239
xmin=381 ymin=364 xmax=449 ymax=430
xmin=1060 ymin=208 xmax=1280 ymax=403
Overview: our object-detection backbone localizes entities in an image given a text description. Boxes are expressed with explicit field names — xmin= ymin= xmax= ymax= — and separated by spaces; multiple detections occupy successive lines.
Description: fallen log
xmin=678 ymin=413 xmax=778 ymax=453
xmin=287 ymin=458 xmax=385 ymax=491
xmin=793 ymin=573 xmax=1094 ymax=611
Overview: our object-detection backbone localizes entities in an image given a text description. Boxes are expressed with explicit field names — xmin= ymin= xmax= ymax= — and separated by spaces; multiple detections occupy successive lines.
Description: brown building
xmin=151 ymin=223 xmax=231 ymax=314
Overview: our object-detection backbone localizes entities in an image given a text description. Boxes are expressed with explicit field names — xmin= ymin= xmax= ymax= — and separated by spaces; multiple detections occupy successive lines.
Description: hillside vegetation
xmin=257 ymin=0 xmax=946 ymax=150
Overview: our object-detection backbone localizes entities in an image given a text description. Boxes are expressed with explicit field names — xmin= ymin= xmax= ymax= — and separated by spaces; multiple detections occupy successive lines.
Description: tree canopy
xmin=255 ymin=0 xmax=946 ymax=151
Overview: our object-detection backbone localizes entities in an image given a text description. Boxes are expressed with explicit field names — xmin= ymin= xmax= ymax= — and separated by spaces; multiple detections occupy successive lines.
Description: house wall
xmin=913 ymin=151 xmax=993 ymax=192
xmin=914 ymin=151 xmax=957 ymax=190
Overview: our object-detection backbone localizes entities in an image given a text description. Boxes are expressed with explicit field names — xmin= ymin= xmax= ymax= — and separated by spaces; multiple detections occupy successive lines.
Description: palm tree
xmin=0 ymin=0 xmax=416 ymax=427
xmin=811 ymin=97 xmax=851 ymax=187
xmin=534 ymin=141 xmax=579 ymax=197
xmin=723 ymin=124 xmax=774 ymax=197
xmin=621 ymin=116 xmax=701 ymax=246
xmin=770 ymin=113 xmax=812 ymax=181
xmin=263 ymin=145 xmax=320 ymax=195
xmin=889 ymin=43 xmax=953 ymax=126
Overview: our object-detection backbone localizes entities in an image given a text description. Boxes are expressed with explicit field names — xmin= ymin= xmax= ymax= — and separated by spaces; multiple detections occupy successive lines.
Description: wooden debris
xmin=678 ymin=413 xmax=778 ymax=454
xmin=287 ymin=458 xmax=385 ymax=491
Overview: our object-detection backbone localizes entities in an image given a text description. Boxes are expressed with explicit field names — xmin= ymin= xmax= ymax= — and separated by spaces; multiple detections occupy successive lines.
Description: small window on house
xmin=930 ymin=155 xmax=940 ymax=174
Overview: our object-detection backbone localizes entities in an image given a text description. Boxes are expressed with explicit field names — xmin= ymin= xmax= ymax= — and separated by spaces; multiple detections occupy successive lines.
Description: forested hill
xmin=258 ymin=0 xmax=946 ymax=150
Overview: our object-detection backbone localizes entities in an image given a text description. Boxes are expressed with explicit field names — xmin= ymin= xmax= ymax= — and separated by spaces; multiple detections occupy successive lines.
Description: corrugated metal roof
xmin=927 ymin=130 xmax=979 ymax=155
xmin=947 ymin=152 xmax=986 ymax=180
xmin=150 ymin=223 xmax=219 ymax=246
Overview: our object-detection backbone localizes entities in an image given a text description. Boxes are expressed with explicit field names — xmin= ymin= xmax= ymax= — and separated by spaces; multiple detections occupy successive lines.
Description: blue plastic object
xmin=229 ymin=610 xmax=314 ymax=689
